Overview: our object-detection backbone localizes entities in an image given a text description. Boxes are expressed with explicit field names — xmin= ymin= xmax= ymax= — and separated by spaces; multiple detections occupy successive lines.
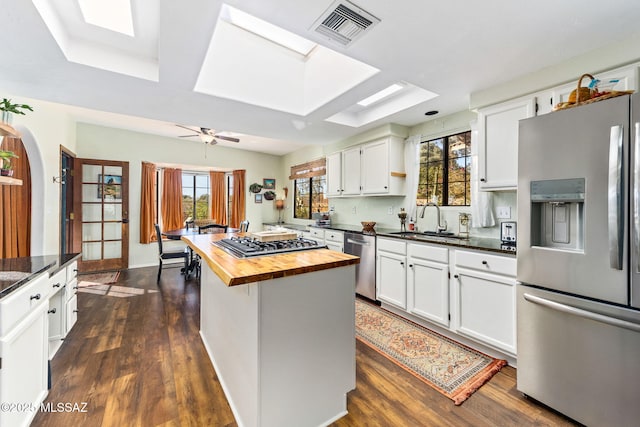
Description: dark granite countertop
xmin=0 ymin=253 xmax=81 ymax=299
xmin=262 ymin=222 xmax=515 ymax=255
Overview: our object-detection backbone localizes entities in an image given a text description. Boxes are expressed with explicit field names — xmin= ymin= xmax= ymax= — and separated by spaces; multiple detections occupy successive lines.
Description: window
xmin=182 ymin=173 xmax=210 ymax=220
xmin=417 ymin=131 xmax=471 ymax=206
xmin=294 ymin=176 xmax=328 ymax=219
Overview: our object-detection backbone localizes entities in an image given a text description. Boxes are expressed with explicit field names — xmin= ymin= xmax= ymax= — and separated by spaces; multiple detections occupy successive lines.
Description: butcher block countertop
xmin=182 ymin=233 xmax=360 ymax=287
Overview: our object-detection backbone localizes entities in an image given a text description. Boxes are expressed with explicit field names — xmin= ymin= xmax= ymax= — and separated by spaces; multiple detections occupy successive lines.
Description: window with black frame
xmin=417 ymin=130 xmax=471 ymax=206
xmin=294 ymin=176 xmax=328 ymax=219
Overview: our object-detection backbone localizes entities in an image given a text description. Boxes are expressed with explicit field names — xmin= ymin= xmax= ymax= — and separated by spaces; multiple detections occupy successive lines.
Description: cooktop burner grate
xmin=212 ymin=236 xmax=327 ymax=258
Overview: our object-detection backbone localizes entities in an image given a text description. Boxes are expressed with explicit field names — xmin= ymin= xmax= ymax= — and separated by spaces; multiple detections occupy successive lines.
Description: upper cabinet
xmin=326 ymin=136 xmax=406 ymax=197
xmin=477 ymin=96 xmax=536 ymax=190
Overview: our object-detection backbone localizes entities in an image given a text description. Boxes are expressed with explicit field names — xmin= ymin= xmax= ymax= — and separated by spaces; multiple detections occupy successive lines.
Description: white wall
xmin=75 ymin=123 xmax=285 ymax=268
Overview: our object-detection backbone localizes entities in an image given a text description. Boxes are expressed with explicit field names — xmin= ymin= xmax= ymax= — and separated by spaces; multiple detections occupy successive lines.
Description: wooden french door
xmin=73 ymin=159 xmax=129 ymax=272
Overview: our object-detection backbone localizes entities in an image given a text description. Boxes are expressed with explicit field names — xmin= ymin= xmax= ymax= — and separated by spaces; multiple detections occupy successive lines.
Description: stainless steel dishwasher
xmin=344 ymin=232 xmax=376 ymax=300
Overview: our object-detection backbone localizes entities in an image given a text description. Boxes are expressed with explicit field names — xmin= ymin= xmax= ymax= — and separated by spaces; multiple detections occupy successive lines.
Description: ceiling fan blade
xmin=214 ymin=135 xmax=240 ymax=143
xmin=178 ymin=134 xmax=198 ymax=138
xmin=175 ymin=124 xmax=199 ymax=133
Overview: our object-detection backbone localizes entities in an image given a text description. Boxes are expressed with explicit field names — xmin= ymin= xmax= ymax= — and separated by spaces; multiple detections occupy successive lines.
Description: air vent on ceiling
xmin=312 ymin=1 xmax=380 ymax=46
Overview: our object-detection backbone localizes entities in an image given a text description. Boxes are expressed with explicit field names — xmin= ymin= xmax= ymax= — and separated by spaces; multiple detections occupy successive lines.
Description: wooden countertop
xmin=182 ymin=233 xmax=360 ymax=287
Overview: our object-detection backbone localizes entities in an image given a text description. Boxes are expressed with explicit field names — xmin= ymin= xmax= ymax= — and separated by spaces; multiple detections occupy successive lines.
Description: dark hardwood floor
xmin=32 ymin=266 xmax=578 ymax=427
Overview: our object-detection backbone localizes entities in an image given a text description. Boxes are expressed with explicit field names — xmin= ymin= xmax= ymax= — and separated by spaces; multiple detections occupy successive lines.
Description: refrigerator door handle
xmin=609 ymin=124 xmax=624 ymax=270
xmin=635 ymin=122 xmax=640 ymax=273
xmin=524 ymin=293 xmax=640 ymax=333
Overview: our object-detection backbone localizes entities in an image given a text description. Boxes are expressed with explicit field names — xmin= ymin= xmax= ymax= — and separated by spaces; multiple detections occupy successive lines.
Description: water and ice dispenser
xmin=530 ymin=178 xmax=585 ymax=252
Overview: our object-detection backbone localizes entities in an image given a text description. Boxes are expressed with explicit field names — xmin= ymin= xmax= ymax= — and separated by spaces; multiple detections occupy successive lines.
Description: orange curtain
xmin=161 ymin=168 xmax=183 ymax=231
xmin=230 ymin=170 xmax=245 ymax=229
xmin=210 ymin=171 xmax=225 ymax=224
xmin=0 ymin=137 xmax=32 ymax=258
xmin=139 ymin=162 xmax=157 ymax=243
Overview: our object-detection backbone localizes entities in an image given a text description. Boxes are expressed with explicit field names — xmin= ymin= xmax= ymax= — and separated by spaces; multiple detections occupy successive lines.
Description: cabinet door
xmin=326 ymin=242 xmax=343 ymax=252
xmin=376 ymin=251 xmax=406 ymax=309
xmin=342 ymin=146 xmax=362 ymax=196
xmin=66 ymin=294 xmax=78 ymax=333
xmin=361 ymin=139 xmax=389 ymax=194
xmin=407 ymin=259 xmax=449 ymax=327
xmin=454 ymin=267 xmax=516 ymax=355
xmin=478 ymin=96 xmax=535 ymax=190
xmin=0 ymin=304 xmax=49 ymax=427
xmin=326 ymin=151 xmax=343 ymax=197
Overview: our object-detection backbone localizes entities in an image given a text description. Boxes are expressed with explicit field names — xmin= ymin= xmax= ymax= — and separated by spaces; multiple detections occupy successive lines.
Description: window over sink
xmin=417 ymin=130 xmax=471 ymax=206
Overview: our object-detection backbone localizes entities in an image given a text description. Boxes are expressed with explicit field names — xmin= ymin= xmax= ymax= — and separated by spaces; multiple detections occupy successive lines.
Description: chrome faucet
xmin=419 ymin=203 xmax=447 ymax=232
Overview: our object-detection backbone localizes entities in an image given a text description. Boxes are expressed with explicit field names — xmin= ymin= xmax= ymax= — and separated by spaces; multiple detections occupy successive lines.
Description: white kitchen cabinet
xmin=407 ymin=243 xmax=449 ymax=328
xmin=326 ymin=136 xmax=405 ymax=197
xmin=477 ymin=96 xmax=536 ymax=190
xmin=324 ymin=229 xmax=344 ymax=252
xmin=48 ymin=269 xmax=66 ymax=357
xmin=0 ymin=272 xmax=50 ymax=427
xmin=64 ymin=260 xmax=78 ymax=334
xmin=376 ymin=237 xmax=407 ymax=309
xmin=453 ymin=250 xmax=517 ymax=356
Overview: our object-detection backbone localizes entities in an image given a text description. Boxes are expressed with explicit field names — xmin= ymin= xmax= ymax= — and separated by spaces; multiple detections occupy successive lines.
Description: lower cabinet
xmin=453 ymin=250 xmax=517 ymax=356
xmin=376 ymin=237 xmax=517 ymax=357
xmin=0 ymin=272 xmax=50 ymax=427
xmin=325 ymin=230 xmax=344 ymax=252
xmin=407 ymin=244 xmax=449 ymax=328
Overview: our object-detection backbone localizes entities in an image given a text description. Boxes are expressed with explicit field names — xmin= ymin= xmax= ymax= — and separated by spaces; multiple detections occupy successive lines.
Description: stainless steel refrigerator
xmin=517 ymin=93 xmax=640 ymax=427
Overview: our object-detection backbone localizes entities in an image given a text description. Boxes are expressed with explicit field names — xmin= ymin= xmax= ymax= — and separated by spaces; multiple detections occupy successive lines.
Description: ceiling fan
xmin=175 ymin=124 xmax=240 ymax=144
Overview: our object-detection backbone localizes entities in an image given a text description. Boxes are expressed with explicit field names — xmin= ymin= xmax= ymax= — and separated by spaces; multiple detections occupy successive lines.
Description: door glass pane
xmin=83 ymin=165 xmax=102 ymax=182
xmin=83 ymin=184 xmax=101 ymax=202
xmin=83 ymin=242 xmax=102 ymax=260
xmin=104 ymin=166 xmax=122 ymax=176
xmin=82 ymin=223 xmax=102 ymax=241
xmin=104 ymin=223 xmax=122 ymax=240
xmin=83 ymin=204 xmax=102 ymax=221
xmin=104 ymin=203 xmax=122 ymax=221
xmin=104 ymin=241 xmax=121 ymax=259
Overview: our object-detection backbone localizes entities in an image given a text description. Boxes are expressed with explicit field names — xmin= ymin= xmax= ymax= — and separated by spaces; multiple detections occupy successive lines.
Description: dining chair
xmin=239 ymin=220 xmax=250 ymax=232
xmin=198 ymin=223 xmax=229 ymax=234
xmin=154 ymin=224 xmax=189 ymax=284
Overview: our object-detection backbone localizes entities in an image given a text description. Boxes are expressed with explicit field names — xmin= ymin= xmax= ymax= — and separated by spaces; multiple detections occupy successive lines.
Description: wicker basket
xmin=554 ymin=73 xmax=634 ymax=111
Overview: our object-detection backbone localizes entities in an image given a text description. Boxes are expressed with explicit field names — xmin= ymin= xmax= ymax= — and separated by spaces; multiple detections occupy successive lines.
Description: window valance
xmin=289 ymin=158 xmax=326 ymax=180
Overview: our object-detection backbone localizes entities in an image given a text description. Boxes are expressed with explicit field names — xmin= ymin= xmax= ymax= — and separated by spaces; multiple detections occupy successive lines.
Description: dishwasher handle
xmin=346 ymin=238 xmax=370 ymax=246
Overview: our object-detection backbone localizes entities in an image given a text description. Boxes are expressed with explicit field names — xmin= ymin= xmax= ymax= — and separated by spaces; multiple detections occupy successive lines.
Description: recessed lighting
xmin=220 ymin=4 xmax=317 ymax=56
xmin=78 ymin=0 xmax=135 ymax=36
xmin=425 ymin=110 xmax=439 ymax=116
xmin=357 ymin=84 xmax=404 ymax=107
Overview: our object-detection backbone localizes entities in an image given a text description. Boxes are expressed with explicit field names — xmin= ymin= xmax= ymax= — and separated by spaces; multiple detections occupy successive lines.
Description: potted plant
xmin=0 ymin=98 xmax=33 ymax=124
xmin=0 ymin=150 xmax=18 ymax=176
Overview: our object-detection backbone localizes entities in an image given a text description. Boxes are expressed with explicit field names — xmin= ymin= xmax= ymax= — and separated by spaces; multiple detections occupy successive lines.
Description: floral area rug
xmin=355 ymin=299 xmax=507 ymax=405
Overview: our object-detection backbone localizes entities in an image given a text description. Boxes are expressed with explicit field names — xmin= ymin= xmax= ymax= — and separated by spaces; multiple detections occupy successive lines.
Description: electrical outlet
xmin=352 ymin=206 xmax=357 ymax=214
xmin=329 ymin=206 xmax=335 ymax=213
xmin=387 ymin=206 xmax=393 ymax=215
xmin=496 ymin=206 xmax=511 ymax=219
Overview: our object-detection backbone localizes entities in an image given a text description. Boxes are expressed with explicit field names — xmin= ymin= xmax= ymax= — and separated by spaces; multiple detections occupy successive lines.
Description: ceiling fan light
xmin=200 ymin=134 xmax=215 ymax=144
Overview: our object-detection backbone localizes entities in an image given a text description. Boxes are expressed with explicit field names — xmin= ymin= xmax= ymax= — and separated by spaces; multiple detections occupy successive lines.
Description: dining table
xmin=162 ymin=226 xmax=240 ymax=278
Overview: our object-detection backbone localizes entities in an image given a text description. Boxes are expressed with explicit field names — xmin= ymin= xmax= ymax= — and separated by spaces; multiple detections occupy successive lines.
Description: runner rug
xmin=355 ymin=299 xmax=507 ymax=405
xmin=77 ymin=271 xmax=120 ymax=284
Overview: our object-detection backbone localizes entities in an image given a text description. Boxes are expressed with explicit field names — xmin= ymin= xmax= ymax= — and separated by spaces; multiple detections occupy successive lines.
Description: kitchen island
xmin=182 ymin=233 xmax=360 ymax=427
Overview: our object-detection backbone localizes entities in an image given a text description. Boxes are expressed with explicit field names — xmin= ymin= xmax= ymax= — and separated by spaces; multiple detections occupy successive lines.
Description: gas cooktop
xmin=212 ymin=236 xmax=327 ymax=258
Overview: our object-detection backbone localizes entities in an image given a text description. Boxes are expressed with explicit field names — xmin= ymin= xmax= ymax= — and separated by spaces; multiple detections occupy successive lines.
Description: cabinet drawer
xmin=408 ymin=242 xmax=448 ymax=263
xmin=325 ymin=230 xmax=344 ymax=243
xmin=0 ymin=273 xmax=49 ymax=336
xmin=66 ymin=260 xmax=78 ymax=282
xmin=455 ymin=250 xmax=516 ymax=277
xmin=308 ymin=227 xmax=325 ymax=239
xmin=66 ymin=294 xmax=78 ymax=332
xmin=49 ymin=269 xmax=66 ymax=297
xmin=66 ymin=278 xmax=78 ymax=301
xmin=377 ymin=237 xmax=406 ymax=255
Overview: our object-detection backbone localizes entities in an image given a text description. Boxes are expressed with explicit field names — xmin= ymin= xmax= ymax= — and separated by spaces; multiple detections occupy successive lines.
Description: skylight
xmin=219 ymin=4 xmax=316 ymax=56
xmin=357 ymin=83 xmax=404 ymax=106
xmin=78 ymin=0 xmax=135 ymax=36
